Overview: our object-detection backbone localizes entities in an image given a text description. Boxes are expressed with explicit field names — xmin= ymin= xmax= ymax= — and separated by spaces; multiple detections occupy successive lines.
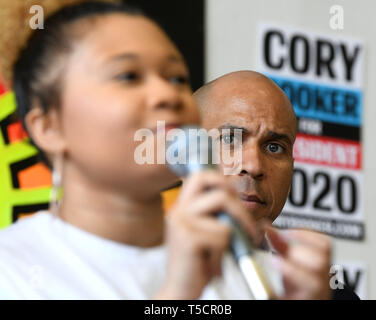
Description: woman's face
xmin=59 ymin=14 xmax=200 ymax=197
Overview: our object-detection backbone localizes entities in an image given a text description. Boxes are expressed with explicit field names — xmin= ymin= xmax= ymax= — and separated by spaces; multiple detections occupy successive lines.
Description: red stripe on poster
xmin=293 ymin=133 xmax=361 ymax=170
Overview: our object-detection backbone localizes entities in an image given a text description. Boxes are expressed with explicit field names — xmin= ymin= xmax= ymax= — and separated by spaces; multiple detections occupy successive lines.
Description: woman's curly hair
xmin=0 ymin=0 xmax=119 ymax=88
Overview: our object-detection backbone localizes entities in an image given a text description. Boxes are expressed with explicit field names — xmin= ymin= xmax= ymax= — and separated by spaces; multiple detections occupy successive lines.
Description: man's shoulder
xmin=332 ymin=284 xmax=360 ymax=300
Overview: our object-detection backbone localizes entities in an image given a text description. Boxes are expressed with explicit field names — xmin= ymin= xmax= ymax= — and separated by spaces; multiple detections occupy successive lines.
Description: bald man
xmin=194 ymin=71 xmax=359 ymax=300
xmin=195 ymin=71 xmax=296 ymax=222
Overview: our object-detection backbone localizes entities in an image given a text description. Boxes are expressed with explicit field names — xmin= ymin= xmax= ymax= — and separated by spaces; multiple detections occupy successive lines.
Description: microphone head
xmin=165 ymin=125 xmax=217 ymax=177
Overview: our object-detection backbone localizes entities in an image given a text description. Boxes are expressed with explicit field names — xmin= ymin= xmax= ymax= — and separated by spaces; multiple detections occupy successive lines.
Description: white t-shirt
xmin=0 ymin=211 xmax=282 ymax=300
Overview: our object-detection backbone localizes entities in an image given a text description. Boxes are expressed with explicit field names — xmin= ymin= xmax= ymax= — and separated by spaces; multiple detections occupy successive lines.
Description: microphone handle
xmin=217 ymin=212 xmax=275 ymax=300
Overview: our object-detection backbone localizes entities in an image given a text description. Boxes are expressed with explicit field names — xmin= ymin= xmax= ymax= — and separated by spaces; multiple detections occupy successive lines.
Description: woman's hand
xmin=155 ymin=171 xmax=261 ymax=299
xmin=266 ymin=227 xmax=332 ymax=300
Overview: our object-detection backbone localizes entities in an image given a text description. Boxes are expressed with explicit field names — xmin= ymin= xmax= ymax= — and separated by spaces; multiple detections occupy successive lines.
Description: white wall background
xmin=206 ymin=0 xmax=376 ymax=299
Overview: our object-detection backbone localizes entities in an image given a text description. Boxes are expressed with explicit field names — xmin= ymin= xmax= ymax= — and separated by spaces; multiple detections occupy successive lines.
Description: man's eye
xmin=221 ymin=134 xmax=237 ymax=145
xmin=221 ymin=134 xmax=234 ymax=144
xmin=266 ymin=143 xmax=284 ymax=154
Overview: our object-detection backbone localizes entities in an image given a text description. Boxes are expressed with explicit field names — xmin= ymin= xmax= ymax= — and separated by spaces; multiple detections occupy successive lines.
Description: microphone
xmin=165 ymin=126 xmax=276 ymax=300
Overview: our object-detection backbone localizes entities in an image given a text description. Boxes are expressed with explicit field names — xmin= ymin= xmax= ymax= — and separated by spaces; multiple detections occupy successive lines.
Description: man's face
xmin=200 ymin=76 xmax=296 ymax=222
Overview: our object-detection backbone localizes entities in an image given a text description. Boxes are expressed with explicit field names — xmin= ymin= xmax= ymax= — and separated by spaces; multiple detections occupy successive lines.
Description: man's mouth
xmin=239 ymin=194 xmax=267 ymax=209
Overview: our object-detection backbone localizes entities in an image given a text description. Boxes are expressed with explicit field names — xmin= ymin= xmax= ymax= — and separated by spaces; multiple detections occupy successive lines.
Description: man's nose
xmin=238 ymin=144 xmax=265 ymax=180
xmin=147 ymin=75 xmax=183 ymax=112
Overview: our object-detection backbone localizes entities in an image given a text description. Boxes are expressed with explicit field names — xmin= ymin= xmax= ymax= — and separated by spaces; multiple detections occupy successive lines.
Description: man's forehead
xmin=198 ymin=71 xmax=297 ymax=135
xmin=204 ymin=91 xmax=296 ymax=139
xmin=215 ymin=94 xmax=291 ymax=122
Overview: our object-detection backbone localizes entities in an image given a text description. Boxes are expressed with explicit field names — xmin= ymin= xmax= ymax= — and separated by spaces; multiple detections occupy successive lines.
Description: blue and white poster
xmin=258 ymin=23 xmax=364 ymax=240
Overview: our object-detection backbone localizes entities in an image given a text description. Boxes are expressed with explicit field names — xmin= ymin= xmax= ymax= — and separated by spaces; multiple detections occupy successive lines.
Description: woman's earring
xmin=50 ymin=154 xmax=63 ymax=216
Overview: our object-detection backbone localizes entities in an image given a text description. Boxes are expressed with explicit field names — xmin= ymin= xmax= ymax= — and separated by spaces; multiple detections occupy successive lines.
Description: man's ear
xmin=25 ymin=107 xmax=67 ymax=154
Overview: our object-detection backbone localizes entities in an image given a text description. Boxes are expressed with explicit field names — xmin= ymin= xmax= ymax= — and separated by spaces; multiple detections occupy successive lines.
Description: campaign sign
xmin=270 ymin=75 xmax=362 ymax=128
xmin=275 ymin=160 xmax=363 ymax=240
xmin=258 ymin=23 xmax=364 ymax=240
xmin=258 ymin=23 xmax=363 ymax=89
